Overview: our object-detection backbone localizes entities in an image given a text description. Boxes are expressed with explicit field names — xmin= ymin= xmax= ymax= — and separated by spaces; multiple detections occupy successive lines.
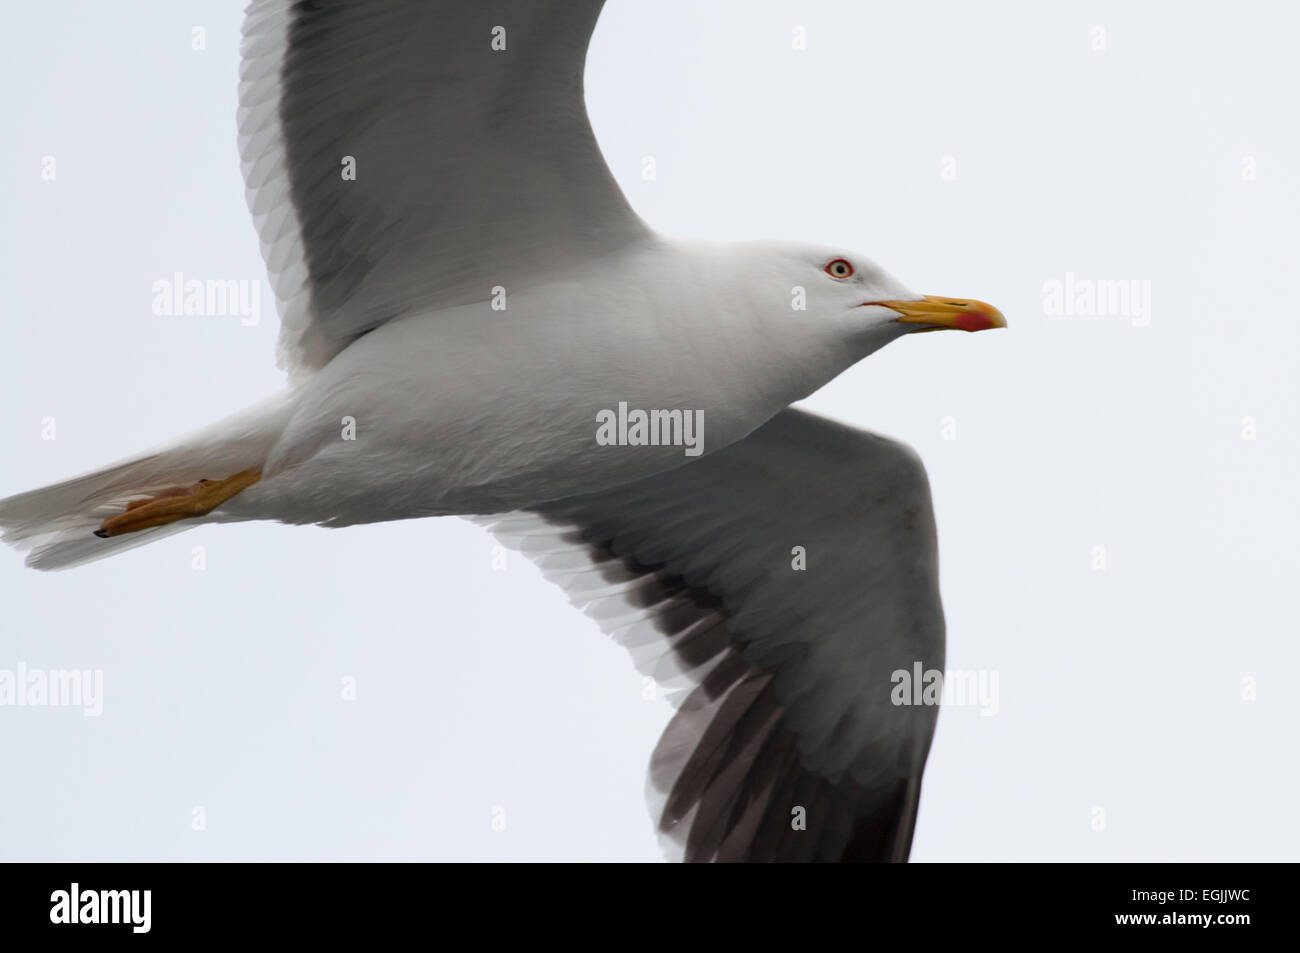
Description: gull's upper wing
xmin=239 ymin=0 xmax=647 ymax=376
xmin=482 ymin=409 xmax=946 ymax=862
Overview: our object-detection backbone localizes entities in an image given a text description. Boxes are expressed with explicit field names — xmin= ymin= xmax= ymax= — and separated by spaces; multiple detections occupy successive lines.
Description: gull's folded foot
xmin=94 ymin=469 xmax=262 ymax=538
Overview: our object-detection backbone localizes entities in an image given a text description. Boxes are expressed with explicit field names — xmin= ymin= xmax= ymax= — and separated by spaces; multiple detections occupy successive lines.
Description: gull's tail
xmin=0 ymin=392 xmax=292 ymax=571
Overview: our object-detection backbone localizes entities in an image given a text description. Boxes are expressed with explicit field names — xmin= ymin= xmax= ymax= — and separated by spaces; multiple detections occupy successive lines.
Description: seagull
xmin=0 ymin=0 xmax=1004 ymax=861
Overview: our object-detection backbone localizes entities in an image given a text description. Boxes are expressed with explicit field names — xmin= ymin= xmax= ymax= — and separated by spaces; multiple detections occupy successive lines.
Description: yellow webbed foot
xmin=94 ymin=469 xmax=262 ymax=538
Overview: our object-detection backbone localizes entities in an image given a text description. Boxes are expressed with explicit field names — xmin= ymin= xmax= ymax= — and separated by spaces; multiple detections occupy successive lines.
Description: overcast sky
xmin=1 ymin=0 xmax=1296 ymax=860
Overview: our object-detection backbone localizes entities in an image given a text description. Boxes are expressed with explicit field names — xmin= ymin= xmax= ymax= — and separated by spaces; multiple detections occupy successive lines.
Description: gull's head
xmin=769 ymin=243 xmax=1006 ymax=352
xmin=645 ymin=238 xmax=1006 ymax=403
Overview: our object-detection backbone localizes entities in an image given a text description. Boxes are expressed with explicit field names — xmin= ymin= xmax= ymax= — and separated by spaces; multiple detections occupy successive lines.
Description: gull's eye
xmin=825 ymin=258 xmax=854 ymax=279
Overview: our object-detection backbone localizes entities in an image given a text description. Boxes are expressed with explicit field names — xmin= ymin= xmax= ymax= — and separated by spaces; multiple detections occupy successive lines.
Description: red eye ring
xmin=825 ymin=258 xmax=854 ymax=279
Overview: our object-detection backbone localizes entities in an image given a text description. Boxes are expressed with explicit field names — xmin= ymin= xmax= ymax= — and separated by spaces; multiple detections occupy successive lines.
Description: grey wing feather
xmin=482 ymin=409 xmax=945 ymax=862
xmin=239 ymin=0 xmax=648 ymax=376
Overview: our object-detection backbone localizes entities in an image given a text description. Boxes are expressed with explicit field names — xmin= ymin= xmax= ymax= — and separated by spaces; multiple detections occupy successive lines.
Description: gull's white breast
xmin=223 ymin=241 xmax=835 ymax=526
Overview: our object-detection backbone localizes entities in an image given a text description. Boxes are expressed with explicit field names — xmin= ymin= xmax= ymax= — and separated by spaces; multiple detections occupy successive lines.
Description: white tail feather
xmin=0 ymin=392 xmax=292 ymax=571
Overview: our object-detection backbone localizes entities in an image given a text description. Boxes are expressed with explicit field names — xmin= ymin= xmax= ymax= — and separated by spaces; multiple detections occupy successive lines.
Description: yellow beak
xmin=874 ymin=295 xmax=1007 ymax=333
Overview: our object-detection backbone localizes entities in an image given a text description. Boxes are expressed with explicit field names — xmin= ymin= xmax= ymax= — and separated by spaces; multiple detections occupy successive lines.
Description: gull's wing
xmin=482 ymin=409 xmax=946 ymax=862
xmin=239 ymin=0 xmax=647 ymax=376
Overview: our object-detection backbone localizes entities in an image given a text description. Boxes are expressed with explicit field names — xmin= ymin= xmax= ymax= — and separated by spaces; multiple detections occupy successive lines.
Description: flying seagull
xmin=0 ymin=0 xmax=1004 ymax=861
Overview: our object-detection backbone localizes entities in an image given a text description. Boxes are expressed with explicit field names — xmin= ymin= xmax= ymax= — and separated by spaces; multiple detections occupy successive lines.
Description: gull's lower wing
xmin=239 ymin=0 xmax=647 ymax=376
xmin=481 ymin=409 xmax=946 ymax=862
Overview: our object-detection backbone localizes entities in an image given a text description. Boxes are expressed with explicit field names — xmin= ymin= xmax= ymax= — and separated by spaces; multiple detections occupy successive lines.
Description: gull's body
xmin=0 ymin=0 xmax=1005 ymax=861
xmin=228 ymin=237 xmax=916 ymax=525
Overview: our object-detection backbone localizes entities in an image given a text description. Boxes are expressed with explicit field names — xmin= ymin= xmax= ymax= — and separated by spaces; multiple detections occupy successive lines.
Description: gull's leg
xmin=94 ymin=469 xmax=262 ymax=538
